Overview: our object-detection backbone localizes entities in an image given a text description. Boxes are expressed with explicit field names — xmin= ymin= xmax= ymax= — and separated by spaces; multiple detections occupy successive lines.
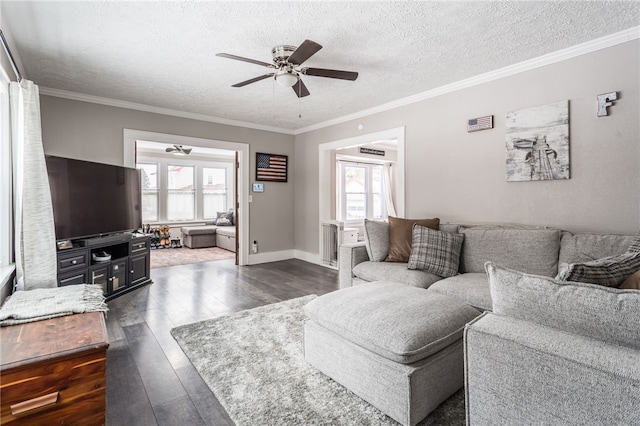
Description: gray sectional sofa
xmin=304 ymin=221 xmax=639 ymax=425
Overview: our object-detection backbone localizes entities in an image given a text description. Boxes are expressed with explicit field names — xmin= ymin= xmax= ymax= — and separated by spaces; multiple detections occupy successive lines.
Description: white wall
xmin=294 ymin=40 xmax=640 ymax=255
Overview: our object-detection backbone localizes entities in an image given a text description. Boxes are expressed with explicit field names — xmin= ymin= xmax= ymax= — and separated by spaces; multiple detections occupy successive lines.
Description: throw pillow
xmin=215 ymin=211 xmax=234 ymax=226
xmin=628 ymin=231 xmax=640 ymax=253
xmin=486 ymin=262 xmax=640 ymax=351
xmin=619 ymin=270 xmax=640 ymax=290
xmin=557 ymin=250 xmax=640 ymax=287
xmin=407 ymin=225 xmax=463 ymax=277
xmin=363 ymin=219 xmax=389 ymax=262
xmin=386 ymin=216 xmax=440 ymax=263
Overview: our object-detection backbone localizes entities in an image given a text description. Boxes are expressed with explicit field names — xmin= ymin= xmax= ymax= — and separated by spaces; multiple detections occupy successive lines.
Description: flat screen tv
xmin=45 ymin=155 xmax=142 ymax=241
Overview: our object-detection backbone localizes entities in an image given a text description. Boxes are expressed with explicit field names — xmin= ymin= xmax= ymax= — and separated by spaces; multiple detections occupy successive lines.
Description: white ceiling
xmin=3 ymin=1 xmax=639 ymax=132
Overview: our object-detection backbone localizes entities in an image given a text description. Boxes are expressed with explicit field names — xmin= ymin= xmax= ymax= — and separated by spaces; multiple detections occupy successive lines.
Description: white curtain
xmin=383 ymin=163 xmax=397 ymax=217
xmin=10 ymin=80 xmax=57 ymax=290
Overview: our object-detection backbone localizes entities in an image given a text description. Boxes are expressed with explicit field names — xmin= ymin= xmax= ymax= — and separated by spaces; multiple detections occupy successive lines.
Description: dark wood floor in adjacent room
xmin=105 ymin=258 xmax=339 ymax=426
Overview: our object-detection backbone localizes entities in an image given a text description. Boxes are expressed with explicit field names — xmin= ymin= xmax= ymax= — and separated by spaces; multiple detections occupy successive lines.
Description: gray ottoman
xmin=304 ymin=281 xmax=481 ymax=426
xmin=181 ymin=225 xmax=217 ymax=248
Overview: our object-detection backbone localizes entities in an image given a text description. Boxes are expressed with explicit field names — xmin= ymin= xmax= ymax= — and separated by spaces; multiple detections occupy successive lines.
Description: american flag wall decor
xmin=467 ymin=115 xmax=493 ymax=132
xmin=256 ymin=153 xmax=288 ymax=182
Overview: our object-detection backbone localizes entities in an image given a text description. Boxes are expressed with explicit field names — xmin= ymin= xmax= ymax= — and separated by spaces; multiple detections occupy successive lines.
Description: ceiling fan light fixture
xmin=165 ymin=145 xmax=192 ymax=155
xmin=275 ymin=70 xmax=298 ymax=88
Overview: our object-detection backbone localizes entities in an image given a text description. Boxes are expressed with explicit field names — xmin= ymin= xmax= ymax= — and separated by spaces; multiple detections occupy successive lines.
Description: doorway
xmin=123 ymin=129 xmax=249 ymax=265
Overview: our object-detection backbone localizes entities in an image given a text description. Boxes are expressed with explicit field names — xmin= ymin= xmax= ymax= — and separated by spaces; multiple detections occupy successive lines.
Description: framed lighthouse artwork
xmin=505 ymin=100 xmax=570 ymax=182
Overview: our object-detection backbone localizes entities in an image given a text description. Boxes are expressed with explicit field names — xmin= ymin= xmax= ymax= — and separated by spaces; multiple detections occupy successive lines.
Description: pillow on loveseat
xmin=486 ymin=262 xmax=640 ymax=350
xmin=407 ymin=225 xmax=463 ymax=277
xmin=363 ymin=219 xmax=389 ymax=262
xmin=386 ymin=216 xmax=440 ymax=263
xmin=215 ymin=211 xmax=234 ymax=226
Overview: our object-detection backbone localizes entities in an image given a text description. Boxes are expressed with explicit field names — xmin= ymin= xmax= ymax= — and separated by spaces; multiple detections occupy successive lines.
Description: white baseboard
xmin=293 ymin=250 xmax=323 ymax=266
xmin=248 ymin=250 xmax=295 ymax=265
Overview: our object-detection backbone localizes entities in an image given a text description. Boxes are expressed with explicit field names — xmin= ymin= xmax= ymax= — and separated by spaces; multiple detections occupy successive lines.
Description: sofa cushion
xmin=407 ymin=225 xmax=464 ymax=277
xmin=363 ymin=219 xmax=389 ymax=262
xmin=558 ymin=231 xmax=636 ymax=265
xmin=486 ymin=262 xmax=640 ymax=351
xmin=620 ymin=270 xmax=640 ymax=289
xmin=558 ymin=251 xmax=640 ymax=288
xmin=386 ymin=216 xmax=440 ymax=263
xmin=459 ymin=228 xmax=560 ymax=276
xmin=427 ymin=273 xmax=491 ymax=311
xmin=352 ymin=261 xmax=441 ymax=288
xmin=181 ymin=225 xmax=217 ymax=236
xmin=215 ymin=226 xmax=236 ymax=237
xmin=304 ymin=281 xmax=481 ymax=364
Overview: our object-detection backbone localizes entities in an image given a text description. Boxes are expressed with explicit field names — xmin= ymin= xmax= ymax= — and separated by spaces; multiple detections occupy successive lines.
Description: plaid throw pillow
xmin=628 ymin=231 xmax=640 ymax=253
xmin=558 ymin=251 xmax=640 ymax=287
xmin=407 ymin=225 xmax=464 ymax=277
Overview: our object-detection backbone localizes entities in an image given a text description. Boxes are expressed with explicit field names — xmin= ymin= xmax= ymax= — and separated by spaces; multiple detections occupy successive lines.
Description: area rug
xmin=171 ymin=295 xmax=465 ymax=426
xmin=150 ymin=246 xmax=235 ymax=269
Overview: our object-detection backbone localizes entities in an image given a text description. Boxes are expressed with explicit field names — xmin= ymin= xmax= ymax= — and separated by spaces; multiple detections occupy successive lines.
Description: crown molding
xmin=36 ymin=26 xmax=639 ymax=137
xmin=38 ymin=87 xmax=295 ymax=135
xmin=294 ymin=26 xmax=640 ymax=135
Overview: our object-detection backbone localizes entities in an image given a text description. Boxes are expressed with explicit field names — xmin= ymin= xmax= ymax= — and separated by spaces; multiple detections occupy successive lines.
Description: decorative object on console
xmin=505 ymin=100 xmax=569 ymax=182
xmin=467 ymin=115 xmax=493 ymax=132
xmin=256 ymin=153 xmax=288 ymax=182
xmin=597 ymin=91 xmax=618 ymax=117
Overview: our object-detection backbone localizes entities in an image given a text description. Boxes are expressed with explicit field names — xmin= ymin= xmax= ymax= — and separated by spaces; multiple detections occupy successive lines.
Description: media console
xmin=56 ymin=234 xmax=152 ymax=301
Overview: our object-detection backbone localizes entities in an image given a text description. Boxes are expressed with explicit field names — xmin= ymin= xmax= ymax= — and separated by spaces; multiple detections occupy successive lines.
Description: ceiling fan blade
xmin=216 ymin=53 xmax=274 ymax=68
xmin=287 ymin=40 xmax=323 ymax=65
xmin=303 ymin=67 xmax=358 ymax=81
xmin=292 ymin=79 xmax=310 ymax=98
xmin=231 ymin=73 xmax=274 ymax=87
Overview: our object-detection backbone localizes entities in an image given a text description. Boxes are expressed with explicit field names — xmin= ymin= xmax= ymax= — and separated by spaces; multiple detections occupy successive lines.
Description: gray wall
xmin=39 ymin=96 xmax=296 ymax=254
xmin=295 ymin=40 xmax=640 ymax=255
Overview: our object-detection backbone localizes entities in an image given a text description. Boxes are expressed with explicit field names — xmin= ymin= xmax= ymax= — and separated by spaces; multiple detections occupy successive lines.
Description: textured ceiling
xmin=3 ymin=1 xmax=639 ymax=131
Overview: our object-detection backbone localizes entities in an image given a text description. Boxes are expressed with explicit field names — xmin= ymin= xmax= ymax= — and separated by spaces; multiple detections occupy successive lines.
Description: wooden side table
xmin=0 ymin=312 xmax=109 ymax=425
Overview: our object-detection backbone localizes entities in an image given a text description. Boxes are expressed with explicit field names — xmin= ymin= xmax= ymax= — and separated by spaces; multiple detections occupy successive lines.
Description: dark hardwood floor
xmin=105 ymin=258 xmax=339 ymax=425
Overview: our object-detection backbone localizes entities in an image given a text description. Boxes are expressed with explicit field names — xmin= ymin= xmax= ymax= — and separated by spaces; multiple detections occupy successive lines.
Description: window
xmin=136 ymin=158 xmax=231 ymax=224
xmin=0 ymin=74 xmax=13 ymax=275
xmin=167 ymin=165 xmax=194 ymax=220
xmin=337 ymin=160 xmax=386 ymax=222
xmin=139 ymin=163 xmax=158 ymax=222
xmin=203 ymin=167 xmax=227 ymax=219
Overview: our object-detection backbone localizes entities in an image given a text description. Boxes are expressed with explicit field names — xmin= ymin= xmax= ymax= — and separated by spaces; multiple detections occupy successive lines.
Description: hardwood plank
xmin=105 ymin=258 xmax=339 ymax=426
xmin=175 ymin=364 xmax=234 ymax=426
xmin=106 ymin=340 xmax=157 ymax=425
xmin=153 ymin=395 xmax=205 ymax=426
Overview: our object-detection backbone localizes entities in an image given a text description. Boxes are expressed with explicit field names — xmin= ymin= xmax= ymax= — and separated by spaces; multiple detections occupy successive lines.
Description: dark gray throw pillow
xmin=558 ymin=250 xmax=640 ymax=287
xmin=215 ymin=211 xmax=234 ymax=226
xmin=407 ymin=224 xmax=464 ymax=277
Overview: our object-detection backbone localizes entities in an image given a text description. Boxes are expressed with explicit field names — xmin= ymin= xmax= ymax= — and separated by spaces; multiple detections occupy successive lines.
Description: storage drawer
xmin=57 ymin=250 xmax=88 ymax=273
xmin=58 ymin=270 xmax=89 ymax=287
xmin=130 ymin=239 xmax=148 ymax=254
xmin=0 ymin=351 xmax=106 ymax=425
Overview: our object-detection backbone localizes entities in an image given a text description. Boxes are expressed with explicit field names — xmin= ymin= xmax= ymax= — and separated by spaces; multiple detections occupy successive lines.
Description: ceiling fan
xmin=216 ymin=39 xmax=358 ymax=98
xmin=165 ymin=145 xmax=192 ymax=155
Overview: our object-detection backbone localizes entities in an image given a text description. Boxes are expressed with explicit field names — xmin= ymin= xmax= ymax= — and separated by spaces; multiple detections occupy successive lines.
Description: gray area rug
xmin=171 ymin=295 xmax=465 ymax=426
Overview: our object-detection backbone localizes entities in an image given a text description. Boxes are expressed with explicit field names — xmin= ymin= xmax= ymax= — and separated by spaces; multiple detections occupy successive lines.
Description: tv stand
xmin=56 ymin=234 xmax=152 ymax=301
xmin=76 ymin=232 xmax=133 ymax=247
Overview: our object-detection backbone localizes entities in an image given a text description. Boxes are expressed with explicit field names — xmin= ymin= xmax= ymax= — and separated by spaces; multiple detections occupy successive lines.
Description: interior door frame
xmin=123 ymin=129 xmax=249 ymax=266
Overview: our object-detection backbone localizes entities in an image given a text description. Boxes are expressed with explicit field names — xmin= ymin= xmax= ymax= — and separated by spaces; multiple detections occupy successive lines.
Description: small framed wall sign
xmin=467 ymin=115 xmax=493 ymax=132
xmin=256 ymin=153 xmax=288 ymax=182
xmin=253 ymin=183 xmax=264 ymax=192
